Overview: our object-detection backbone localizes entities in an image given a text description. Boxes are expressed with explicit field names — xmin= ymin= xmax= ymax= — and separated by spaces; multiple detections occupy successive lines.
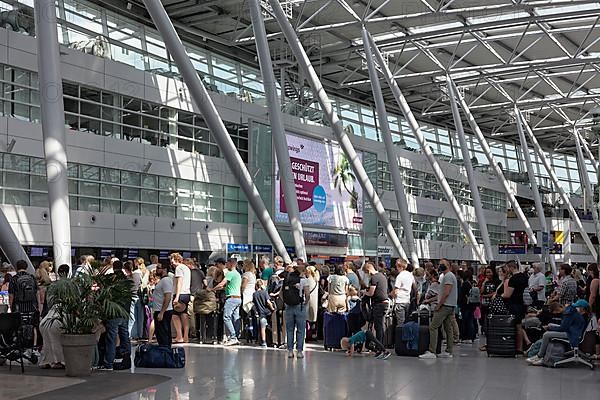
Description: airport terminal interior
xmin=0 ymin=0 xmax=599 ymax=398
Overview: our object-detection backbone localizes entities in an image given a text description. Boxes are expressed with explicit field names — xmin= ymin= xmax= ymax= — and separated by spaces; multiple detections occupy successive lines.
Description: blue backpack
xmin=134 ymin=344 xmax=185 ymax=368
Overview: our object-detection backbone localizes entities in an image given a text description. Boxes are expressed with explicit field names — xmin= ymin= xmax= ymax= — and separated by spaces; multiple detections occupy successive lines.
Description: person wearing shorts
xmin=503 ymin=261 xmax=529 ymax=353
xmin=252 ymin=280 xmax=274 ymax=347
xmin=171 ymin=253 xmax=191 ymax=343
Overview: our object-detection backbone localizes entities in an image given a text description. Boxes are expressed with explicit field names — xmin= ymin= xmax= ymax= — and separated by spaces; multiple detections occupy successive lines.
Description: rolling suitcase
xmin=395 ymin=324 xmax=441 ymax=356
xmin=383 ymin=312 xmax=395 ymax=349
xmin=486 ymin=315 xmax=516 ymax=357
xmin=323 ymin=312 xmax=348 ymax=350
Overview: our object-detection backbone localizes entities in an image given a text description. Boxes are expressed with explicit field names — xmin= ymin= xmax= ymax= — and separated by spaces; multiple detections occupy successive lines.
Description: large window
xmin=0 ymin=152 xmax=248 ymax=225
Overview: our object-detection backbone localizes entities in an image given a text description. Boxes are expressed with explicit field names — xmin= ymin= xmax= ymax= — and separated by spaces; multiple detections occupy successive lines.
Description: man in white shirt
xmin=146 ymin=254 xmax=159 ymax=272
xmin=152 ymin=263 xmax=174 ymax=346
xmin=528 ymin=262 xmax=547 ymax=309
xmin=391 ymin=259 xmax=416 ymax=326
xmin=171 ymin=252 xmax=191 ymax=343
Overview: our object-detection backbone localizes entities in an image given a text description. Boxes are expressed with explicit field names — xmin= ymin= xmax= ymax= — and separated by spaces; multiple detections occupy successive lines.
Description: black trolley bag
xmin=395 ymin=323 xmax=442 ymax=356
xmin=486 ymin=314 xmax=517 ymax=357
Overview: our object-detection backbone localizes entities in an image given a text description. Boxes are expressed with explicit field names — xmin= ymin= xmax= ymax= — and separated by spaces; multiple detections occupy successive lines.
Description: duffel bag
xmin=134 ymin=344 xmax=185 ymax=368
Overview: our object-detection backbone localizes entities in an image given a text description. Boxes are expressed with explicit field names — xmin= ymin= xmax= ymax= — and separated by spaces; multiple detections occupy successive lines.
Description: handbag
xmin=489 ymin=296 xmax=509 ymax=315
xmin=473 ymin=306 xmax=481 ymax=320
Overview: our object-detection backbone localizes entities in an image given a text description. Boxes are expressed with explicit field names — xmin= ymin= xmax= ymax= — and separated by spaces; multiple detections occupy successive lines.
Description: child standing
xmin=340 ymin=330 xmax=391 ymax=360
xmin=252 ymin=279 xmax=275 ymax=347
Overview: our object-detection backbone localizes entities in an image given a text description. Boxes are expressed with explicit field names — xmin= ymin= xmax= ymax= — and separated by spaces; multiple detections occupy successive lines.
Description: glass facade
xmin=0 ymin=152 xmax=248 ymax=224
xmin=0 ymin=64 xmax=249 ymax=162
xmin=377 ymin=161 xmax=507 ymax=212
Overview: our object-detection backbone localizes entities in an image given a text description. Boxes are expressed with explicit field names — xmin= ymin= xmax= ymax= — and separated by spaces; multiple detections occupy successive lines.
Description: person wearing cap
xmin=526 ymin=299 xmax=591 ymax=366
xmin=209 ymin=257 xmax=242 ymax=346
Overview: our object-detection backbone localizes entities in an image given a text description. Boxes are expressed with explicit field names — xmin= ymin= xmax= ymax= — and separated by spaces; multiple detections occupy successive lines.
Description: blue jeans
xmin=104 ymin=318 xmax=130 ymax=368
xmin=129 ymin=296 xmax=145 ymax=339
xmin=223 ymin=297 xmax=241 ymax=339
xmin=285 ymin=304 xmax=307 ymax=352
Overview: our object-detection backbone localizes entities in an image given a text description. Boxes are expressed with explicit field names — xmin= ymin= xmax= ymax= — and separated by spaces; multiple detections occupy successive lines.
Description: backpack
xmin=542 ymin=339 xmax=569 ymax=367
xmin=15 ymin=273 xmax=36 ymax=303
xmin=523 ymin=290 xmax=533 ymax=306
xmin=282 ymin=273 xmax=302 ymax=306
xmin=468 ymin=286 xmax=480 ymax=304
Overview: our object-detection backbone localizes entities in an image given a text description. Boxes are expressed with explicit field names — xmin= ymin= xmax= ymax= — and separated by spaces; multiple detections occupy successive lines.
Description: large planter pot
xmin=61 ymin=334 xmax=96 ymax=377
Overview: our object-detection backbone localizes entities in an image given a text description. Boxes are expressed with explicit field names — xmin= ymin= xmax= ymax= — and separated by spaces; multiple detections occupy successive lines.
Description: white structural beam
xmin=268 ymin=0 xmax=408 ymax=261
xmin=141 ymin=0 xmax=291 ymax=263
xmin=362 ymin=27 xmax=419 ymax=268
xmin=248 ymin=0 xmax=306 ymax=261
xmin=574 ymin=129 xmax=600 ymax=241
xmin=0 ymin=209 xmax=34 ymax=274
xmin=35 ymin=0 xmax=72 ymax=269
xmin=449 ymin=79 xmax=538 ymax=245
xmin=365 ymin=30 xmax=486 ymax=264
xmin=519 ymin=109 xmax=597 ymax=259
xmin=447 ymin=75 xmax=494 ymax=262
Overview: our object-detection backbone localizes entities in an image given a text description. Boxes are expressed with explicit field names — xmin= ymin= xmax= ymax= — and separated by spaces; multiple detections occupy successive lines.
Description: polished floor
xmin=108 ymin=341 xmax=597 ymax=400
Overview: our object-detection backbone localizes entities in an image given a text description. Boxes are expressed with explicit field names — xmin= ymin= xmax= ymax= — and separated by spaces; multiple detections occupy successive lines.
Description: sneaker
xmin=224 ymin=338 xmax=239 ymax=346
xmin=296 ymin=351 xmax=304 ymax=359
xmin=526 ymin=356 xmax=540 ymax=364
xmin=374 ymin=352 xmax=383 ymax=359
xmin=96 ymin=365 xmax=113 ymax=371
xmin=287 ymin=351 xmax=294 ymax=358
xmin=531 ymin=358 xmax=544 ymax=366
xmin=461 ymin=340 xmax=473 ymax=344
xmin=438 ymin=351 xmax=453 ymax=358
xmin=418 ymin=351 xmax=437 ymax=359
xmin=260 ymin=342 xmax=267 ymax=348
xmin=380 ymin=352 xmax=391 ymax=360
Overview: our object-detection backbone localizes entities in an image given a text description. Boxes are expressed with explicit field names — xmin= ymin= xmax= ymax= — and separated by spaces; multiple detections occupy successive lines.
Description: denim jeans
xmin=393 ymin=302 xmax=410 ymax=327
xmin=460 ymin=303 xmax=477 ymax=341
xmin=223 ymin=297 xmax=241 ymax=339
xmin=129 ymin=296 xmax=145 ymax=339
xmin=104 ymin=318 xmax=130 ymax=368
xmin=284 ymin=304 xmax=307 ymax=352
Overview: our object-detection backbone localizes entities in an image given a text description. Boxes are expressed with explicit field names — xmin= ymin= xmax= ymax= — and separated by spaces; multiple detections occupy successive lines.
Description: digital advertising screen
xmin=275 ymin=134 xmax=363 ymax=230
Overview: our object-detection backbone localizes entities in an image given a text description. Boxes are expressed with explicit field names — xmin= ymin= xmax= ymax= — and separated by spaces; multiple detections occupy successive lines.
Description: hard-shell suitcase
xmin=323 ymin=312 xmax=348 ymax=350
xmin=383 ymin=312 xmax=395 ymax=348
xmin=395 ymin=324 xmax=441 ymax=356
xmin=486 ymin=315 xmax=516 ymax=357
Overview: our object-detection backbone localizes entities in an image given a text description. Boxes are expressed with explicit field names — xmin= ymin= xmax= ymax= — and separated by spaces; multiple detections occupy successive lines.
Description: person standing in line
xmin=253 ymin=279 xmax=275 ymax=348
xmin=391 ymin=259 xmax=416 ymax=327
xmin=186 ymin=258 xmax=205 ymax=340
xmin=210 ymin=258 xmax=242 ymax=346
xmin=146 ymin=255 xmax=159 ymax=273
xmin=282 ymin=263 xmax=310 ymax=359
xmin=502 ymin=260 xmax=529 ymax=354
xmin=326 ymin=265 xmax=349 ymax=313
xmin=419 ymin=260 xmax=458 ymax=359
xmin=361 ymin=262 xmax=389 ymax=344
xmin=152 ymin=264 xmax=174 ymax=347
xmin=241 ymin=260 xmax=257 ymax=315
xmin=528 ymin=263 xmax=547 ymax=309
xmin=171 ymin=253 xmax=192 ymax=343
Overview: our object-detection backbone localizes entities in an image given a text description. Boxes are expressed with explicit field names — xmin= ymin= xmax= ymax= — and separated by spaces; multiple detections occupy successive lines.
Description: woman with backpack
xmin=282 ymin=263 xmax=311 ymax=359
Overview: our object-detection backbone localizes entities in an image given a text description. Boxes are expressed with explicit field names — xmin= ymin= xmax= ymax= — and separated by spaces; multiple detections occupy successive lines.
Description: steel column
xmin=35 ymin=0 xmax=72 ymax=269
xmin=449 ymin=79 xmax=537 ymax=245
xmin=142 ymin=0 xmax=291 ymax=263
xmin=575 ymin=129 xmax=598 ymax=175
xmin=0 ymin=209 xmax=34 ymax=274
xmin=268 ymin=0 xmax=407 ymax=261
xmin=362 ymin=28 xmax=418 ymax=268
xmin=515 ymin=108 xmax=555 ymax=273
xmin=574 ymin=129 xmax=600 ymax=241
xmin=447 ymin=75 xmax=494 ymax=262
xmin=248 ymin=0 xmax=306 ymax=261
xmin=365 ymin=31 xmax=485 ymax=264
xmin=519 ymin=109 xmax=597 ymax=259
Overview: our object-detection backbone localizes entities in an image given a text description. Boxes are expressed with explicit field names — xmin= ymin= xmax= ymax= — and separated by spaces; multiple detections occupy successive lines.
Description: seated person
xmin=526 ymin=299 xmax=590 ymax=366
xmin=340 ymin=330 xmax=391 ymax=360
xmin=523 ymin=302 xmax=564 ymax=329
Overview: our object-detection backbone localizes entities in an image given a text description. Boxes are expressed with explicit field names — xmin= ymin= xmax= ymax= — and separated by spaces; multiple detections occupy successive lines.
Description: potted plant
xmin=47 ymin=272 xmax=133 ymax=377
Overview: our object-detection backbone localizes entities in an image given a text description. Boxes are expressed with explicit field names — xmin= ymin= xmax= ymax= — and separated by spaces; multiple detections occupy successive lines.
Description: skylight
xmin=535 ymin=3 xmax=600 ymax=16
xmin=467 ymin=11 xmax=529 ymax=25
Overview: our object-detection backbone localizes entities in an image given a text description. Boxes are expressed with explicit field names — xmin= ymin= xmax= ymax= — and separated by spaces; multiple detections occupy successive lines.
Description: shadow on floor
xmin=0 ymin=366 xmax=170 ymax=400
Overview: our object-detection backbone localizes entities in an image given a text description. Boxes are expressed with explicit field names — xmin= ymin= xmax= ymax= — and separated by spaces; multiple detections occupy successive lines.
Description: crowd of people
xmin=0 ymin=254 xmax=598 ymax=371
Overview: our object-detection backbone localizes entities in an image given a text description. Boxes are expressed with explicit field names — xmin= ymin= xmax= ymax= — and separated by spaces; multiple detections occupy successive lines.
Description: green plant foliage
xmin=47 ymin=273 xmax=133 ymax=335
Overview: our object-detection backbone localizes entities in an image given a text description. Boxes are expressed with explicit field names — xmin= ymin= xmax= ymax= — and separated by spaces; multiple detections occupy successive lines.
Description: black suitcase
xmin=395 ymin=324 xmax=442 ymax=356
xmin=383 ymin=312 xmax=395 ymax=349
xmin=486 ymin=315 xmax=516 ymax=357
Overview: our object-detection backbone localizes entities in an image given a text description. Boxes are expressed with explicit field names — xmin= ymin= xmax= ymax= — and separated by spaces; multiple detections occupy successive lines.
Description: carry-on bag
xmin=486 ymin=314 xmax=516 ymax=357
xmin=395 ymin=324 xmax=441 ymax=356
xmin=323 ymin=312 xmax=348 ymax=350
xmin=134 ymin=344 xmax=185 ymax=368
